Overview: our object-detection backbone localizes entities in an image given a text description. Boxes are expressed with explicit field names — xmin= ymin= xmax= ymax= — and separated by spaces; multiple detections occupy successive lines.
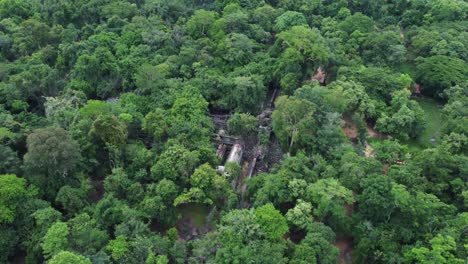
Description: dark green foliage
xmin=274 ymin=11 xmax=307 ymax=32
xmin=23 ymin=127 xmax=81 ymax=200
xmin=416 ymin=55 xmax=468 ymax=97
xmin=0 ymin=145 xmax=20 ymax=175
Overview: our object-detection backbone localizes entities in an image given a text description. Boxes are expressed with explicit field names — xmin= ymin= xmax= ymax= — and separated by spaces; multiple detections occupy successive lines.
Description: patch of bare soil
xmin=364 ymin=142 xmax=376 ymax=158
xmin=344 ymin=203 xmax=354 ymax=217
xmin=238 ymin=161 xmax=250 ymax=192
xmin=383 ymin=164 xmax=390 ymax=174
xmin=366 ymin=123 xmax=387 ymax=139
xmin=342 ymin=116 xmax=358 ymax=141
xmin=334 ymin=202 xmax=355 ymax=263
xmin=312 ymin=66 xmax=326 ymax=84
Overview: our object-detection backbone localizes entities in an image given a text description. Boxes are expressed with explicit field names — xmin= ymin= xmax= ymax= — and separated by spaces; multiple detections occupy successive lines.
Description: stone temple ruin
xmin=215 ymin=130 xmax=243 ymax=175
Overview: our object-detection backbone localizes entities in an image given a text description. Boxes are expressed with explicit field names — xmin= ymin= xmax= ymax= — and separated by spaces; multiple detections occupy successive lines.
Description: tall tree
xmin=23 ymin=127 xmax=81 ymax=199
xmin=272 ymin=96 xmax=316 ymax=153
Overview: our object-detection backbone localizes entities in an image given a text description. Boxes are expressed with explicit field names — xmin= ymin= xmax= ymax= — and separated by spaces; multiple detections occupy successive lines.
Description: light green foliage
xmin=428 ymin=0 xmax=468 ymax=22
xmin=252 ymin=5 xmax=280 ymax=32
xmin=286 ymin=200 xmax=313 ymax=229
xmin=288 ymin=179 xmax=308 ymax=199
xmin=147 ymin=253 xmax=169 ymax=264
xmin=24 ymin=207 xmax=63 ymax=264
xmin=443 ymin=84 xmax=468 ymax=136
xmin=106 ymin=235 xmax=129 ymax=261
xmin=167 ymin=86 xmax=214 ymax=147
xmin=156 ymin=255 xmax=169 ymax=264
xmin=376 ymin=89 xmax=425 ymax=140
xmin=42 ymin=222 xmax=69 ymax=259
xmin=13 ymin=18 xmax=51 ymax=56
xmin=306 ymin=178 xmax=354 ymax=219
xmin=224 ymin=162 xmax=241 ymax=181
xmin=186 ymin=10 xmax=218 ymax=38
xmin=405 ymin=235 xmax=465 ymax=264
xmin=254 ymin=203 xmax=289 ymax=240
xmin=78 ymin=100 xmax=114 ymax=119
xmin=48 ymin=251 xmax=91 ymax=264
xmin=291 ymin=222 xmax=339 ymax=264
xmin=134 ymin=63 xmax=171 ymax=94
xmin=175 ymin=163 xmax=230 ymax=206
xmin=272 ymin=96 xmax=316 ymax=153
xmin=151 ymin=144 xmax=200 ymax=183
xmin=214 ymin=239 xmax=288 ymax=264
xmin=218 ymin=209 xmax=263 ymax=243
xmin=0 ymin=127 xmax=16 ymax=142
xmin=250 ymin=153 xmax=317 ymax=207
xmin=0 ymin=174 xmax=32 ymax=223
xmin=227 ymin=112 xmax=259 ymax=136
xmin=67 ymin=213 xmax=109 ymax=255
xmin=213 ymin=207 xmax=289 ymax=263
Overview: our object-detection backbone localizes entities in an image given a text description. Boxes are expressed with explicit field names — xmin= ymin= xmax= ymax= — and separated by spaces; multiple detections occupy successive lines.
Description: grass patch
xmin=404 ymin=96 xmax=445 ymax=150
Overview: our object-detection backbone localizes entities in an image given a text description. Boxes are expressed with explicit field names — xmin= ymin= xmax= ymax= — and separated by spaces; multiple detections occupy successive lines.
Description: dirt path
xmin=342 ymin=115 xmax=358 ymax=141
xmin=366 ymin=123 xmax=387 ymax=139
xmin=335 ymin=236 xmax=353 ymax=264
xmin=364 ymin=141 xmax=375 ymax=158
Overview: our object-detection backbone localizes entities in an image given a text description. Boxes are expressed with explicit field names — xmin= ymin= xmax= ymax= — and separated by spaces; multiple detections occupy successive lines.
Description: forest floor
xmin=176 ymin=203 xmax=212 ymax=240
xmin=335 ymin=236 xmax=353 ymax=264
xmin=342 ymin=115 xmax=359 ymax=141
xmin=366 ymin=123 xmax=387 ymax=139
xmin=334 ymin=203 xmax=355 ymax=263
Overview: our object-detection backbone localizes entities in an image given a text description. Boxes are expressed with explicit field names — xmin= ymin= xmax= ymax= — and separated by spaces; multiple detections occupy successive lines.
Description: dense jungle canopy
xmin=0 ymin=0 xmax=467 ymax=263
